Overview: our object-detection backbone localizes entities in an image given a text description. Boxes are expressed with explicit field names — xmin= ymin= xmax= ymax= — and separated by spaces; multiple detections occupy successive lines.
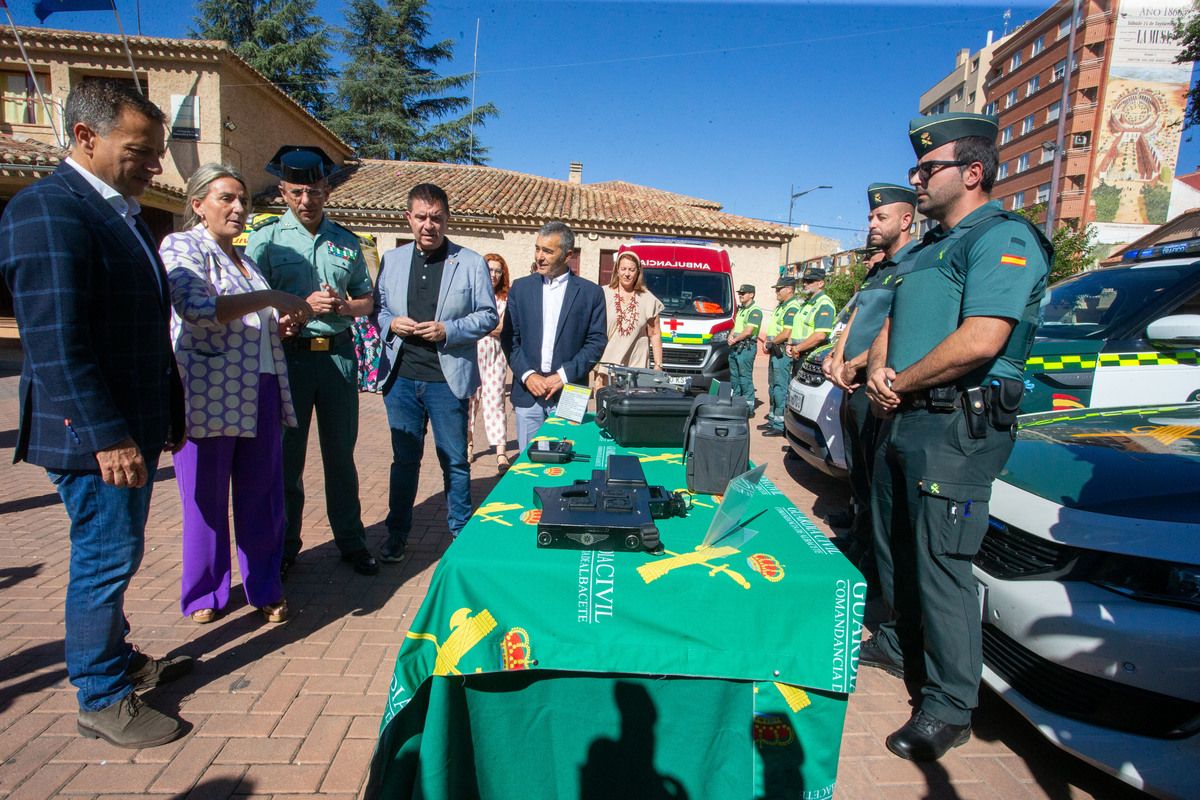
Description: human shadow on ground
xmin=580 ymin=681 xmax=688 ymax=800
xmin=156 ymin=470 xmax=505 ymax=702
xmin=168 ymin=775 xmax=245 ymax=799
xmin=0 ymin=639 xmax=67 ymax=713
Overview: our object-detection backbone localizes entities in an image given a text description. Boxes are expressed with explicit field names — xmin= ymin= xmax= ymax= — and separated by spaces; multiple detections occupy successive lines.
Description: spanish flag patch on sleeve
xmin=1000 ymin=253 xmax=1027 ymax=266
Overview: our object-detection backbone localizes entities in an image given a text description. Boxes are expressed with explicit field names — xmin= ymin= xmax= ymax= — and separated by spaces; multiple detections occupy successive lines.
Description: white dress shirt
xmin=64 ymin=156 xmax=162 ymax=293
xmin=521 ymin=270 xmax=571 ymax=385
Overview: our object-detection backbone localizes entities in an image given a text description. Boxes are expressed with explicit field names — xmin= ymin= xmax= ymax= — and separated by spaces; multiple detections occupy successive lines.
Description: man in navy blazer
xmin=371 ymin=183 xmax=497 ymax=563
xmin=0 ymin=79 xmax=190 ymax=747
xmin=501 ymin=221 xmax=607 ymax=451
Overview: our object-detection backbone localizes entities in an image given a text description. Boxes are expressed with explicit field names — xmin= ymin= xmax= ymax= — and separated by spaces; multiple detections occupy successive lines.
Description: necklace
xmin=614 ymin=290 xmax=639 ymax=336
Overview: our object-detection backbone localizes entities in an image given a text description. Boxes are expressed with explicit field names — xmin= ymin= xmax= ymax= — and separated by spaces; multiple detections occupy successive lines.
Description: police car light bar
xmin=1120 ymin=239 xmax=1200 ymax=262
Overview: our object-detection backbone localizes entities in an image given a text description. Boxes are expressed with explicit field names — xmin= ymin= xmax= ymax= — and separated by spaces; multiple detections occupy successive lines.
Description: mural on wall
xmin=1089 ymin=0 xmax=1191 ymax=240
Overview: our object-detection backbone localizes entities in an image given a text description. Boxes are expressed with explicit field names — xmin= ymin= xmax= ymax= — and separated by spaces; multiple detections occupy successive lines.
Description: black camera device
xmin=534 ymin=455 xmax=688 ymax=552
xmin=526 ymin=439 xmax=579 ymax=464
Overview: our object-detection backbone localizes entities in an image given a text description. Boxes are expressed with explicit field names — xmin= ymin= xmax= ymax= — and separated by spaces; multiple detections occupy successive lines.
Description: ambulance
xmin=616 ymin=238 xmax=736 ymax=386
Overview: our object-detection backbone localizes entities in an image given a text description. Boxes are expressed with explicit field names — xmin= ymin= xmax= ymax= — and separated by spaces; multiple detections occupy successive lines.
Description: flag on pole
xmin=33 ymin=0 xmax=115 ymax=23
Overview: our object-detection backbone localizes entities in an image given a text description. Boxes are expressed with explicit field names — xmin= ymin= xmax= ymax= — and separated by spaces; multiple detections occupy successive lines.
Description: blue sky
xmin=8 ymin=0 xmax=1200 ymax=249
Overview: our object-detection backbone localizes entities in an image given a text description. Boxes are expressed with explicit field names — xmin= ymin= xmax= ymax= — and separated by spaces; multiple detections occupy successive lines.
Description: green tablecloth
xmin=367 ymin=414 xmax=866 ymax=800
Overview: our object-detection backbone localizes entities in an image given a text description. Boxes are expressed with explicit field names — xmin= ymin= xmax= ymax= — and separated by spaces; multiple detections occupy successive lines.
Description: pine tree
xmin=191 ymin=0 xmax=334 ymax=119
xmin=1175 ymin=2 xmax=1200 ymax=128
xmin=326 ymin=0 xmax=498 ymax=164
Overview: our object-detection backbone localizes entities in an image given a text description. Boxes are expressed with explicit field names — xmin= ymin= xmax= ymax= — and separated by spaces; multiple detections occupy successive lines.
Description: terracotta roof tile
xmin=2 ymin=26 xmax=350 ymax=154
xmin=585 ymin=180 xmax=723 ymax=210
xmin=0 ymin=136 xmax=64 ymax=168
xmin=260 ymin=160 xmax=791 ymax=242
xmin=0 ymin=135 xmax=182 ymax=198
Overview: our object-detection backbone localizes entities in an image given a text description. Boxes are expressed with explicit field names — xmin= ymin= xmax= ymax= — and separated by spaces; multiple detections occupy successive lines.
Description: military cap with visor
xmin=265 ymin=146 xmax=339 ymax=184
xmin=737 ymin=284 xmax=756 ymax=294
xmin=908 ymin=112 xmax=999 ymax=157
xmin=801 ymin=266 xmax=826 ymax=281
xmin=867 ymin=182 xmax=918 ymax=209
xmin=773 ymin=276 xmax=797 ymax=289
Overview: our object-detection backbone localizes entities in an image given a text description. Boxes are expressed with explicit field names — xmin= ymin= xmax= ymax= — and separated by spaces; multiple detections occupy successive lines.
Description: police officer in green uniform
xmin=860 ymin=113 xmax=1051 ymax=761
xmin=786 ymin=266 xmax=836 ymax=367
xmin=245 ymin=148 xmax=379 ymax=578
xmin=761 ymin=277 xmax=803 ymax=436
xmin=727 ymin=284 xmax=762 ymax=407
xmin=823 ymin=183 xmax=917 ymax=590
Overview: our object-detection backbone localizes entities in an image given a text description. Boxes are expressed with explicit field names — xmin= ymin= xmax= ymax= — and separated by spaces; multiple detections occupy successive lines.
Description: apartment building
xmin=919 ymin=32 xmax=1013 ymax=117
xmin=987 ymin=0 xmax=1192 ymax=244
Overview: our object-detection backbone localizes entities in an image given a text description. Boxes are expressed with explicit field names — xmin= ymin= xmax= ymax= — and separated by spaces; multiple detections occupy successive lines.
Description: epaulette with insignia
xmin=327 ymin=218 xmax=356 ymax=237
xmin=246 ymin=214 xmax=281 ymax=232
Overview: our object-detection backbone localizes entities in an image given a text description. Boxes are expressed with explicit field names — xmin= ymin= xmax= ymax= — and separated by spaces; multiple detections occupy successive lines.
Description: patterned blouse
xmin=162 ymin=225 xmax=297 ymax=439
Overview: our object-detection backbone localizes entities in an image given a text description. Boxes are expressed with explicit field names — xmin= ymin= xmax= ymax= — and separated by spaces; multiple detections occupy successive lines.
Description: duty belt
xmin=287 ymin=329 xmax=352 ymax=352
xmin=901 ymin=385 xmax=962 ymax=413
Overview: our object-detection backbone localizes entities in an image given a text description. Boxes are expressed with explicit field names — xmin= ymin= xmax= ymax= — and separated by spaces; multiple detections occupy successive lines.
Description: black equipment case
xmin=683 ymin=382 xmax=752 ymax=494
xmin=595 ymin=387 xmax=693 ymax=448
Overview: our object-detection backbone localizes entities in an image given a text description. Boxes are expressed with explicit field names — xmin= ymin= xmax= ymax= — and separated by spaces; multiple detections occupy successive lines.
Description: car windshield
xmin=1036 ymin=265 xmax=1195 ymax=340
xmin=643 ymin=268 xmax=733 ymax=317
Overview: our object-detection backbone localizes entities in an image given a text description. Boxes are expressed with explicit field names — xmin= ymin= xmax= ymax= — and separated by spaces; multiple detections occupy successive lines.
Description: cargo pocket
xmin=918 ymin=478 xmax=992 ymax=558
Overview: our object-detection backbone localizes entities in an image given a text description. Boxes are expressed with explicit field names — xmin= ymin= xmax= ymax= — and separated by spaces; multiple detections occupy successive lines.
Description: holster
xmin=962 ymin=386 xmax=988 ymax=439
xmin=984 ymin=378 xmax=1024 ymax=430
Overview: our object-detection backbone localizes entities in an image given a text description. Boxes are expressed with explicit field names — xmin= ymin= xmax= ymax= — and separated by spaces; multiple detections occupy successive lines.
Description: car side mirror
xmin=1146 ymin=314 xmax=1200 ymax=347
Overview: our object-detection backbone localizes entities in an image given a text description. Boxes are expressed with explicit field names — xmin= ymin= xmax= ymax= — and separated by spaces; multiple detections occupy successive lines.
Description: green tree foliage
xmin=824 ymin=257 xmax=869 ymax=311
xmin=1092 ymin=181 xmax=1121 ymax=222
xmin=1175 ymin=1 xmax=1200 ymax=128
xmin=1016 ymin=205 xmax=1098 ymax=282
xmin=1141 ymin=182 xmax=1171 ymax=224
xmin=325 ymin=0 xmax=499 ymax=164
xmin=192 ymin=0 xmax=334 ymax=118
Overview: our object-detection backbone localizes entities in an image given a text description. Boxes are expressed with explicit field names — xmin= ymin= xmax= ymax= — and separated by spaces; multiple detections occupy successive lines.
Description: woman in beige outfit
xmin=594 ymin=252 xmax=664 ymax=387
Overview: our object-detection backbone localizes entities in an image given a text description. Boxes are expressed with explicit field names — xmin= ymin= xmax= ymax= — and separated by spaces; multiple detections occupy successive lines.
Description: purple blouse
xmin=162 ymin=225 xmax=297 ymax=438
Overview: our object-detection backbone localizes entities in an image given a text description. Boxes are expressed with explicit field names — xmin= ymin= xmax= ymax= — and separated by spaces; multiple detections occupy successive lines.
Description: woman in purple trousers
xmin=162 ymin=164 xmax=311 ymax=625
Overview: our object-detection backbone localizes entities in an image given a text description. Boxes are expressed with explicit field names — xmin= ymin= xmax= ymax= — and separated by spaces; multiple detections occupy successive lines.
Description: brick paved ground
xmin=0 ymin=363 xmax=1147 ymax=799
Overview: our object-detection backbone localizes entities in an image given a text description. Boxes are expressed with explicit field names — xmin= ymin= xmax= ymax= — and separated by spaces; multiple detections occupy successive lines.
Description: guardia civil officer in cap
xmin=786 ymin=265 xmax=836 ymax=364
xmin=760 ymin=275 xmax=803 ymax=437
xmin=726 ymin=284 xmax=762 ymax=407
xmin=860 ymin=113 xmax=1051 ymax=760
xmin=245 ymin=147 xmax=378 ymax=578
xmin=822 ymin=183 xmax=917 ymax=590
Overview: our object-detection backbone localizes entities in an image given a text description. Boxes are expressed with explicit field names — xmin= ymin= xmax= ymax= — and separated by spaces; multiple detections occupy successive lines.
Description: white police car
xmin=974 ymin=403 xmax=1200 ymax=799
xmin=785 ymin=240 xmax=1200 ymax=475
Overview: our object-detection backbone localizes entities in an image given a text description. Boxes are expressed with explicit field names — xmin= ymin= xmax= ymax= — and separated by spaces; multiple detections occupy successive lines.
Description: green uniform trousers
xmin=840 ymin=384 xmax=882 ymax=567
xmin=869 ymin=406 xmax=1013 ymax=726
xmin=767 ymin=353 xmax=792 ymax=430
xmin=728 ymin=343 xmax=756 ymax=406
xmin=281 ymin=340 xmax=368 ymax=561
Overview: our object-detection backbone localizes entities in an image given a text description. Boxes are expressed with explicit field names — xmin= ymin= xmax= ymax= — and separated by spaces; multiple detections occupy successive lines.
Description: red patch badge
xmin=752 ymin=713 xmax=796 ymax=747
xmin=748 ymin=554 xmax=784 ymax=582
xmin=502 ymin=627 xmax=533 ymax=670
xmin=520 ymin=509 xmax=542 ymax=525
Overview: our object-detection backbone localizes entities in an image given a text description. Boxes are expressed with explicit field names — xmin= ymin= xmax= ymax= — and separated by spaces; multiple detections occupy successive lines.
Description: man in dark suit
xmin=501 ymin=220 xmax=607 ymax=451
xmin=0 ymin=79 xmax=191 ymax=748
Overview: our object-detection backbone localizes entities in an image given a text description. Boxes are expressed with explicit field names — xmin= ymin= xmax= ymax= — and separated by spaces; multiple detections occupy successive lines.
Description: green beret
xmin=867 ymin=183 xmax=917 ymax=209
xmin=908 ymin=112 xmax=999 ymax=157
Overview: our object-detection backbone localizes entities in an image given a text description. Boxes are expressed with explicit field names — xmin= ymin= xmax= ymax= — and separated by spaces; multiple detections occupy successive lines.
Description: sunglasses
xmin=908 ymin=160 xmax=971 ymax=182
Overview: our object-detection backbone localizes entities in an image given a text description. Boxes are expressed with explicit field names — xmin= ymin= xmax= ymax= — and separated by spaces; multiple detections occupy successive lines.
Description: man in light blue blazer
xmin=371 ymin=183 xmax=498 ymax=563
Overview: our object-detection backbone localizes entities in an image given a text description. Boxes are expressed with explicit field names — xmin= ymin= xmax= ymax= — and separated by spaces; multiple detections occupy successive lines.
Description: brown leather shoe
xmin=126 ymin=649 xmax=194 ymax=693
xmin=77 ymin=692 xmax=186 ymax=748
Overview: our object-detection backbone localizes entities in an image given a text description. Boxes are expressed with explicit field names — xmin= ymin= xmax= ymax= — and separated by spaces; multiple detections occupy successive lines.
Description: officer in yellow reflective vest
xmin=727 ymin=284 xmax=763 ymax=407
xmin=761 ymin=277 xmax=803 ymax=437
xmin=787 ymin=266 xmax=837 ymax=366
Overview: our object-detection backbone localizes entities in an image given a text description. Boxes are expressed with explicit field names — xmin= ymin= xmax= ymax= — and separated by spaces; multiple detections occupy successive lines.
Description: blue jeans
xmin=514 ymin=399 xmax=557 ymax=453
xmin=48 ymin=458 xmax=158 ymax=712
xmin=383 ymin=377 xmax=471 ymax=542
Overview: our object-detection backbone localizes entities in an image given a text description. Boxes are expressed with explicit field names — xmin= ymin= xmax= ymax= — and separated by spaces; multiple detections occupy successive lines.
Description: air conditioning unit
xmin=1072 ymin=133 xmax=1089 ymax=147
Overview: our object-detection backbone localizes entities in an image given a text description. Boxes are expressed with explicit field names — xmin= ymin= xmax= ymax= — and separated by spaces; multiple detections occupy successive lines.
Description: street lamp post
xmin=785 ymin=184 xmax=832 ymax=267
